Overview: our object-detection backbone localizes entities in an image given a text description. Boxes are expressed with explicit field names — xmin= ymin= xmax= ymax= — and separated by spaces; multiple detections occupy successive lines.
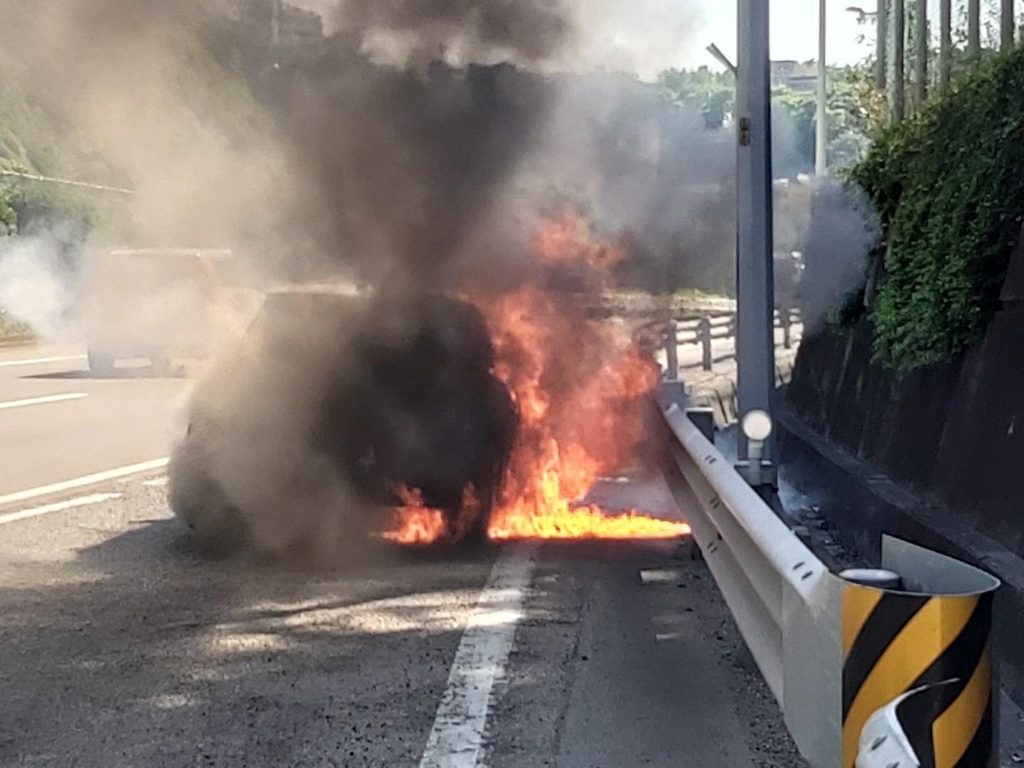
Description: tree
xmin=656 ymin=63 xmax=886 ymax=172
xmin=657 ymin=66 xmax=734 ymax=129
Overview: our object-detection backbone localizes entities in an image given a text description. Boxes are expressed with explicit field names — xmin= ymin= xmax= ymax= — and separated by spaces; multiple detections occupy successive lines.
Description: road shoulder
xmin=486 ymin=540 xmax=806 ymax=768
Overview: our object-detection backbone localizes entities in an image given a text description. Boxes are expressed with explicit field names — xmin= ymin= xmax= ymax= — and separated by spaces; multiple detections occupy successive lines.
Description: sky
xmin=695 ymin=0 xmax=877 ymax=69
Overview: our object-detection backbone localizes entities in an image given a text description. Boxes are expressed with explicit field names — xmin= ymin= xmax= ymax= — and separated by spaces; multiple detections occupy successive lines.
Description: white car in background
xmin=79 ymin=248 xmax=261 ymax=375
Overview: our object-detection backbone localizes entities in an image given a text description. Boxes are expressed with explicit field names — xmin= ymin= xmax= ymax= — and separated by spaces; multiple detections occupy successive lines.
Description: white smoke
xmin=0 ymin=236 xmax=75 ymax=340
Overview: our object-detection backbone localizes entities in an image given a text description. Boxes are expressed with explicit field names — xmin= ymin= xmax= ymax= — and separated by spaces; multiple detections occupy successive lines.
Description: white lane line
xmin=418 ymin=545 xmax=536 ymax=768
xmin=0 ymin=458 xmax=169 ymax=508
xmin=0 ymin=392 xmax=87 ymax=410
xmin=0 ymin=492 xmax=123 ymax=526
xmin=0 ymin=355 xmax=87 ymax=368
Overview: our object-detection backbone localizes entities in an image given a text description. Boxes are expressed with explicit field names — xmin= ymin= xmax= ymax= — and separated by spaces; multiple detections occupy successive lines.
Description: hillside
xmin=0 ymin=1 xmax=285 ymax=244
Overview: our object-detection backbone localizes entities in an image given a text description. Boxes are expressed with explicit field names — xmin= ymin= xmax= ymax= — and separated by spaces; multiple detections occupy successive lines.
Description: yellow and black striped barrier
xmin=842 ymin=539 xmax=1000 ymax=768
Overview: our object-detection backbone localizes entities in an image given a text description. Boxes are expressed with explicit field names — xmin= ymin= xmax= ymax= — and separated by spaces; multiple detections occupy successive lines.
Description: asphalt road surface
xmin=0 ymin=342 xmax=802 ymax=767
xmin=0 ymin=344 xmax=189 ymax=499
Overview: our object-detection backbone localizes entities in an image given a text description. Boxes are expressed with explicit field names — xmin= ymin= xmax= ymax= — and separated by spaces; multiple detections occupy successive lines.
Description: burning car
xmin=168 ymin=286 xmax=518 ymax=557
xmin=170 ymin=213 xmax=691 ymax=559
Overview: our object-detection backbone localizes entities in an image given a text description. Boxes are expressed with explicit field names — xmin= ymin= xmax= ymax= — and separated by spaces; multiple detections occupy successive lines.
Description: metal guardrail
xmin=659 ymin=308 xmax=803 ymax=375
xmin=660 ymin=402 xmax=1000 ymax=767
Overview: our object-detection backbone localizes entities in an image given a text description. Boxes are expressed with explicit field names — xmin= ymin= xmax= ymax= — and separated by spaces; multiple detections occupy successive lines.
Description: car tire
xmin=168 ymin=436 xmax=248 ymax=556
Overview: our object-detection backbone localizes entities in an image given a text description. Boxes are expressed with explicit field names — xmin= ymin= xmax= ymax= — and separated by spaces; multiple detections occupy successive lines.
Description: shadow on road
xmin=0 ymin=517 xmax=500 ymax=767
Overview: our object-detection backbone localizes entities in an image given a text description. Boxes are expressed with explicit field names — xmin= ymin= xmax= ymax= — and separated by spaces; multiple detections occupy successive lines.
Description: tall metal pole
xmin=940 ymin=0 xmax=952 ymax=94
xmin=735 ymin=0 xmax=776 ymax=479
xmin=915 ymin=0 xmax=927 ymax=108
xmin=271 ymin=0 xmax=282 ymax=48
xmin=877 ymin=0 xmax=889 ymax=89
xmin=968 ymin=0 xmax=981 ymax=57
xmin=893 ymin=0 xmax=906 ymax=121
xmin=816 ymin=0 xmax=828 ymax=175
xmin=1002 ymin=0 xmax=1015 ymax=50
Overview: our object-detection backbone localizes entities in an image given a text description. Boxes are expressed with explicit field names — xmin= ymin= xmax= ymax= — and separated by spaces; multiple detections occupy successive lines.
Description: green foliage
xmin=0 ymin=186 xmax=16 ymax=235
xmin=657 ymin=67 xmax=734 ymax=128
xmin=850 ymin=47 xmax=1024 ymax=369
xmin=657 ymin=63 xmax=885 ymax=171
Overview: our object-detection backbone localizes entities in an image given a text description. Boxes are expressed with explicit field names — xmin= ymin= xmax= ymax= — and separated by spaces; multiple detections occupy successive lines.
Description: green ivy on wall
xmin=850 ymin=46 xmax=1024 ymax=370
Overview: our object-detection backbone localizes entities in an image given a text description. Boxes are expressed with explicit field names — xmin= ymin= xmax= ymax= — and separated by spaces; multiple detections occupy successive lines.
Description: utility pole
xmin=877 ymin=0 xmax=888 ymax=90
xmin=816 ymin=0 xmax=828 ymax=176
xmin=735 ymin=0 xmax=777 ymax=485
xmin=940 ymin=0 xmax=952 ymax=94
xmin=893 ymin=0 xmax=906 ymax=121
xmin=915 ymin=0 xmax=927 ymax=108
xmin=968 ymin=0 xmax=981 ymax=56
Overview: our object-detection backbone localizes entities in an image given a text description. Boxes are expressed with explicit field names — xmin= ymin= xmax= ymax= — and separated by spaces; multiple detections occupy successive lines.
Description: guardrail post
xmin=665 ymin=320 xmax=679 ymax=381
xmin=700 ymin=316 xmax=713 ymax=371
xmin=782 ymin=309 xmax=792 ymax=349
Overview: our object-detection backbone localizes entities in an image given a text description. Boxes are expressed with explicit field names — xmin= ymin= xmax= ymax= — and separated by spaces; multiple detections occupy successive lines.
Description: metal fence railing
xmin=660 ymin=308 xmax=804 ymax=375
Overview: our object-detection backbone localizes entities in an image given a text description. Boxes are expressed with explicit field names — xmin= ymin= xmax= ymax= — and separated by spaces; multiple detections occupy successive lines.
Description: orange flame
xmin=382 ymin=487 xmax=447 ymax=545
xmin=385 ymin=210 xmax=690 ymax=545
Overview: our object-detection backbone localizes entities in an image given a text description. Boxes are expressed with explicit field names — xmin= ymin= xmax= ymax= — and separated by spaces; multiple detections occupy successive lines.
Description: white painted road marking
xmin=0 ymin=492 xmax=123 ymax=526
xmin=418 ymin=545 xmax=536 ymax=768
xmin=0 ymin=355 xmax=86 ymax=368
xmin=0 ymin=393 xmax=88 ymax=410
xmin=0 ymin=458 xmax=169 ymax=509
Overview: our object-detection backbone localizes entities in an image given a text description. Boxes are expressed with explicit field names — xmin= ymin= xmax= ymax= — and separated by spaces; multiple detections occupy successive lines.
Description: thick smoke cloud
xmin=316 ymin=0 xmax=700 ymax=78
xmin=270 ymin=53 xmax=741 ymax=297
xmin=332 ymin=0 xmax=571 ymax=68
xmin=269 ymin=53 xmax=552 ymax=292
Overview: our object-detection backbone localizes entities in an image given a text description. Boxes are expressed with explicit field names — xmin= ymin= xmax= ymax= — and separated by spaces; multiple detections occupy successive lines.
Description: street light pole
xmin=735 ymin=0 xmax=777 ymax=485
xmin=816 ymin=0 xmax=828 ymax=175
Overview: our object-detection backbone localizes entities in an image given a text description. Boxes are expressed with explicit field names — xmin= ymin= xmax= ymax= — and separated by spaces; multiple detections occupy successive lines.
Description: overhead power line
xmin=0 ymin=169 xmax=136 ymax=197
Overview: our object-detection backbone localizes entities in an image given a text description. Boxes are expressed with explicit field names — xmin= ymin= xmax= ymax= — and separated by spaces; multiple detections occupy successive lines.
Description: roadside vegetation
xmin=850 ymin=45 xmax=1024 ymax=369
xmin=0 ymin=2 xmax=272 ymax=243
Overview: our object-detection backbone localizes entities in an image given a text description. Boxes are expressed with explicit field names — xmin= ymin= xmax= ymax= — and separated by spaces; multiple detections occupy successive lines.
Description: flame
xmin=384 ymin=210 xmax=690 ymax=545
xmin=383 ymin=485 xmax=484 ymax=545
xmin=382 ymin=486 xmax=447 ymax=545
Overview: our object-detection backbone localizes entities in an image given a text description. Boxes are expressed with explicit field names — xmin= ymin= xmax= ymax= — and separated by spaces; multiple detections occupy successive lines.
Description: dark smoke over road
xmin=330 ymin=0 xmax=572 ymax=68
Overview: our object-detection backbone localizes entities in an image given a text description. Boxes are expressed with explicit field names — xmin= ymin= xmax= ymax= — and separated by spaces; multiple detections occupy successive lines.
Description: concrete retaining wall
xmin=787 ymin=309 xmax=1024 ymax=558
